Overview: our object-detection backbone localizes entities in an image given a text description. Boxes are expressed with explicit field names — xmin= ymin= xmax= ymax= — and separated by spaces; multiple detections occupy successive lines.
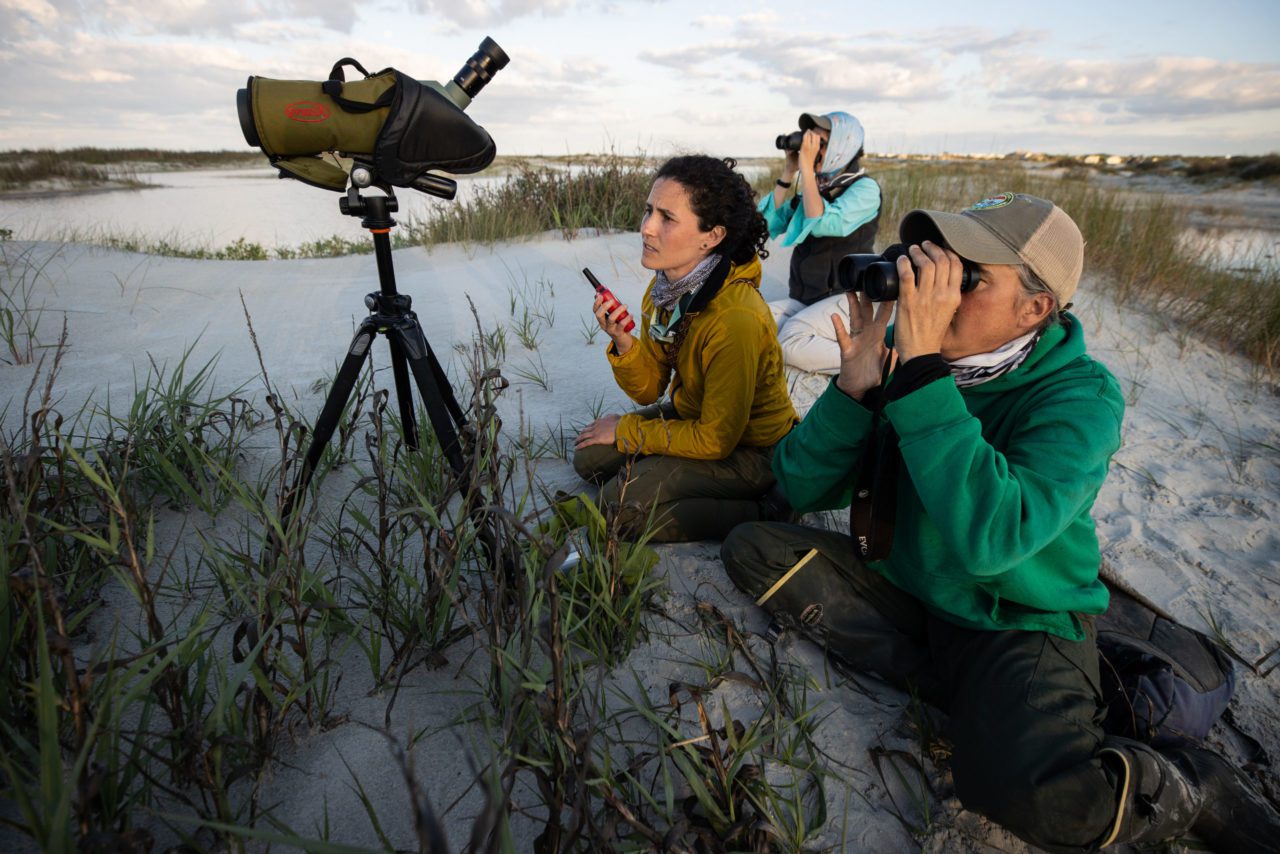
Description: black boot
xmin=1166 ymin=746 xmax=1280 ymax=854
xmin=1097 ymin=739 xmax=1202 ymax=847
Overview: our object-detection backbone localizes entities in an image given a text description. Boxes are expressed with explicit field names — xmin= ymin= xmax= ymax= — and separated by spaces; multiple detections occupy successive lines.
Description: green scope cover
xmin=243 ymin=65 xmax=496 ymax=192
xmin=245 ymin=72 xmax=394 ymax=158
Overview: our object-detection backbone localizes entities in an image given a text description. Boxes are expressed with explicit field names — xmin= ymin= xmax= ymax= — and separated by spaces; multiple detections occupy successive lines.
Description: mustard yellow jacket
xmin=608 ymin=256 xmax=797 ymax=460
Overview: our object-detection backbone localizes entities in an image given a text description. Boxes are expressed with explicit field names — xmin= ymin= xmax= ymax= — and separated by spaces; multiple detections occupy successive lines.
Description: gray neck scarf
xmin=651 ymin=253 xmax=722 ymax=310
xmin=948 ymin=330 xmax=1041 ymax=388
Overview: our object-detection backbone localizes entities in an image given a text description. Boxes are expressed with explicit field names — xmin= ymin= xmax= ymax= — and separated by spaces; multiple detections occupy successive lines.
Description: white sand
xmin=2 ymin=230 xmax=1278 ymax=851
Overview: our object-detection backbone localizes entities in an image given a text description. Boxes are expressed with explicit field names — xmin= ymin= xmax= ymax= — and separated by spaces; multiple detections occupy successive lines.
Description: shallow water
xmin=0 ymin=167 xmax=507 ymax=249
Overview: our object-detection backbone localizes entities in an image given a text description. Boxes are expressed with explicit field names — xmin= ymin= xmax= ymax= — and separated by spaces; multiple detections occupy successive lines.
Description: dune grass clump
xmin=0 ymin=301 xmax=840 ymax=849
xmin=404 ymin=153 xmax=655 ymax=246
xmin=1 ymin=240 xmax=60 ymax=365
xmin=0 ymin=303 xmax=701 ymax=849
xmin=61 ymin=232 xmax=376 ymax=262
xmin=1182 ymin=154 xmax=1280 ymax=182
xmin=0 ymin=151 xmax=114 ymax=189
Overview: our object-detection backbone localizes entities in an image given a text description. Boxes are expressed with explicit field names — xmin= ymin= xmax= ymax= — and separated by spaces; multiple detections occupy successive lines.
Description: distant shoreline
xmin=0 ymin=181 xmax=158 ymax=200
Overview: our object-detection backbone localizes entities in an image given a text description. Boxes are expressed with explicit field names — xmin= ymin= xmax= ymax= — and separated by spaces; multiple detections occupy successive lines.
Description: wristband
xmin=775 ymin=178 xmax=793 ymax=189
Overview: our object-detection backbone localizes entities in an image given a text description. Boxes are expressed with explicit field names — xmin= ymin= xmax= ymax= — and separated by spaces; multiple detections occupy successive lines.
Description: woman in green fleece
xmin=572 ymin=155 xmax=797 ymax=542
xmin=721 ymin=193 xmax=1279 ymax=852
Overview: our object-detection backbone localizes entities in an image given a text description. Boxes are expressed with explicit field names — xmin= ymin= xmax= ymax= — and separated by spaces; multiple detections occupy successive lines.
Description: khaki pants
xmin=572 ymin=403 xmax=778 ymax=543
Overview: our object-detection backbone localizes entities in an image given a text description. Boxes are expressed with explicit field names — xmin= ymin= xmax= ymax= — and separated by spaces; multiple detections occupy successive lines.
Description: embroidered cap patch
xmin=969 ymin=193 xmax=1015 ymax=211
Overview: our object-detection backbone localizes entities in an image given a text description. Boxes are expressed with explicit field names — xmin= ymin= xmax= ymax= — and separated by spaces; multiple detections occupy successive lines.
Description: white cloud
xmin=1046 ymin=109 xmax=1108 ymax=127
xmin=639 ymin=26 xmax=952 ymax=104
xmin=2 ymin=0 xmax=59 ymax=29
xmin=230 ymin=19 xmax=338 ymax=46
xmin=55 ymin=68 xmax=135 ymax=82
xmin=408 ymin=0 xmax=647 ymax=28
xmin=92 ymin=0 xmax=366 ymax=35
xmin=985 ymin=54 xmax=1280 ymax=119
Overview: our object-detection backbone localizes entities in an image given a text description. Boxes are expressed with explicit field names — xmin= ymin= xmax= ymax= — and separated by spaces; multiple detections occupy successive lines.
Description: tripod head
xmin=338 ymin=159 xmax=457 ymax=229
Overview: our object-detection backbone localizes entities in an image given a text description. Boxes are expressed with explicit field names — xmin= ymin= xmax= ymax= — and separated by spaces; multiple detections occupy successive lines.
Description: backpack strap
xmin=321 ymin=58 xmax=396 ymax=113
xmin=787 ymin=171 xmax=868 ymax=210
xmin=820 ymin=170 xmax=867 ymax=202
xmin=327 ymin=57 xmax=374 ymax=81
xmin=849 ymin=354 xmax=899 ymax=561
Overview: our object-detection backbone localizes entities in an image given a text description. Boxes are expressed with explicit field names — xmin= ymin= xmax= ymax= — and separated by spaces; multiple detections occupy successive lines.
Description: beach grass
xmin=0 ymin=241 xmax=60 ymax=364
xmin=1 ymin=298 xmax=750 ymax=849
xmin=401 ymin=153 xmax=654 ymax=246
xmin=0 ymin=151 xmax=119 ymax=189
xmin=0 ymin=296 xmax=856 ymax=849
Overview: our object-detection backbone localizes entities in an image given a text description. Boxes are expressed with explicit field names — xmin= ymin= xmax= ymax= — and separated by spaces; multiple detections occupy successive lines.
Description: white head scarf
xmin=818 ymin=111 xmax=865 ymax=179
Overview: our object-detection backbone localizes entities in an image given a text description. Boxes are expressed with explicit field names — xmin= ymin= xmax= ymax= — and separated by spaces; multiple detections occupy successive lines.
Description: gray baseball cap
xmin=899 ymin=192 xmax=1084 ymax=305
xmin=798 ymin=112 xmax=832 ymax=132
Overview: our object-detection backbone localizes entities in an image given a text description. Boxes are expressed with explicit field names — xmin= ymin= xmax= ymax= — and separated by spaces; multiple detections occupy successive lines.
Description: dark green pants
xmin=573 ymin=404 xmax=778 ymax=543
xmin=721 ymin=522 xmax=1118 ymax=853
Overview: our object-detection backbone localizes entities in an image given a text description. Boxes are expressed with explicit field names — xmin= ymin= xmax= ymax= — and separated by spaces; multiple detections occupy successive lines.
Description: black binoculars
xmin=837 ymin=245 xmax=979 ymax=301
xmin=775 ymin=131 xmax=804 ymax=152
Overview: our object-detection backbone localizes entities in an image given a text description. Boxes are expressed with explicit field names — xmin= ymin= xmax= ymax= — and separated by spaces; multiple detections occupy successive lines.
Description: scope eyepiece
xmin=454 ymin=37 xmax=510 ymax=100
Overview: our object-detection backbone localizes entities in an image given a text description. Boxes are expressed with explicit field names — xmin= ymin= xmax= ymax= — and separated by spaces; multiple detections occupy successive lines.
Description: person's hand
xmin=893 ymin=241 xmax=964 ymax=363
xmin=832 ymin=291 xmax=896 ymax=401
xmin=575 ymin=414 xmax=621 ymax=449
xmin=783 ymin=147 xmax=800 ymax=176
xmin=799 ymin=130 xmax=824 ymax=177
xmin=593 ymin=294 xmax=635 ymax=355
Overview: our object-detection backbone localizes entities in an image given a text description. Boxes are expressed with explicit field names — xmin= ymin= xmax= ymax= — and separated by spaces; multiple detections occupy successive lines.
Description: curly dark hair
xmin=653 ymin=155 xmax=770 ymax=266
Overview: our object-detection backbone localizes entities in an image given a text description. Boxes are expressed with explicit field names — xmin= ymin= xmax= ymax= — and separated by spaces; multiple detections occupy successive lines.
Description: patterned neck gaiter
xmin=651 ymin=253 xmax=722 ymax=310
xmin=948 ymin=329 xmax=1042 ymax=388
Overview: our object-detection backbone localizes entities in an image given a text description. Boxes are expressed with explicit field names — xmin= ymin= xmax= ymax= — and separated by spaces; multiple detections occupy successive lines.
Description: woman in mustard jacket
xmin=573 ymin=155 xmax=797 ymax=542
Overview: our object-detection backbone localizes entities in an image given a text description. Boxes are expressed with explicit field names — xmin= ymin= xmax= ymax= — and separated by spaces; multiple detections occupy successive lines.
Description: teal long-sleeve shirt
xmin=759 ymin=176 xmax=881 ymax=247
xmin=772 ymin=316 xmax=1125 ymax=640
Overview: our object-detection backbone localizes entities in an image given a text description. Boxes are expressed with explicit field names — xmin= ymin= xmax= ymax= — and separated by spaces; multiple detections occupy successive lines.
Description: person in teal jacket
xmin=722 ymin=193 xmax=1279 ymax=852
xmin=760 ymin=111 xmax=881 ymax=374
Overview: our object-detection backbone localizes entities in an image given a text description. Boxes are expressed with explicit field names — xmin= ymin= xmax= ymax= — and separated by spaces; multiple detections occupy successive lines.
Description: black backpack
xmin=1096 ymin=582 xmax=1237 ymax=748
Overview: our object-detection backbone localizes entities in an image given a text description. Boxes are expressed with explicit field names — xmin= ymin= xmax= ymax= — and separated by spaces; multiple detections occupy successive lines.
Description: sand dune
xmin=2 ymin=231 xmax=1277 ymax=851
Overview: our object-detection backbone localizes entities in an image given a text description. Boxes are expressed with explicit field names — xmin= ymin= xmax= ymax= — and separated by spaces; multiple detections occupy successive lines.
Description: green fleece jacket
xmin=773 ymin=315 xmax=1125 ymax=640
xmin=608 ymin=256 xmax=797 ymax=460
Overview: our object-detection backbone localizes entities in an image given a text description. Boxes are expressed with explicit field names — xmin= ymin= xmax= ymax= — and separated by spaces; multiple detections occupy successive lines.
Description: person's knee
xmin=951 ymin=739 xmax=1108 ymax=850
xmin=721 ymin=523 xmax=773 ymax=596
xmin=573 ymin=443 xmax=614 ymax=482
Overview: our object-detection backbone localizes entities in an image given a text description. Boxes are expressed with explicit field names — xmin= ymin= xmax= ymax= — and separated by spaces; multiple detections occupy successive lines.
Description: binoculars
xmin=837 ymin=245 xmax=979 ymax=301
xmin=775 ymin=131 xmax=804 ymax=152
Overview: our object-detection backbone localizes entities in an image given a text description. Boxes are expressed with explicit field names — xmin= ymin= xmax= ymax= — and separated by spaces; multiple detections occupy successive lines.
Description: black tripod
xmin=278 ymin=180 xmax=477 ymax=533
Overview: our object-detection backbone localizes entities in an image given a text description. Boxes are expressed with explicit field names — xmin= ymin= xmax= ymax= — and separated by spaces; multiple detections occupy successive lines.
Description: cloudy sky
xmin=1 ymin=0 xmax=1277 ymax=157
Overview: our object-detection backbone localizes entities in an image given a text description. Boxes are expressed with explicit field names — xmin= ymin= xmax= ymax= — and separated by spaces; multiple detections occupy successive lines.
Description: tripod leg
xmin=387 ymin=337 xmax=419 ymax=451
xmin=388 ymin=320 xmax=518 ymax=584
xmin=386 ymin=319 xmax=467 ymax=474
xmin=422 ymin=336 xmax=467 ymax=427
xmin=281 ymin=320 xmax=376 ymax=526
